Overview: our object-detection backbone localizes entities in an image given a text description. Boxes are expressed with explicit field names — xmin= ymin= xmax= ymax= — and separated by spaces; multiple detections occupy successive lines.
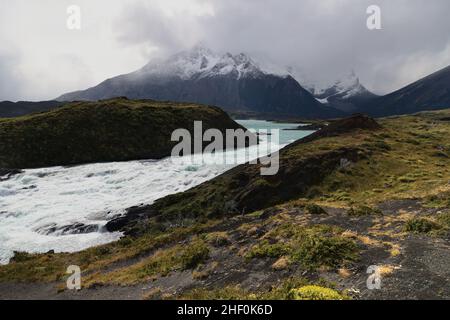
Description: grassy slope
xmin=0 ymin=98 xmax=246 ymax=169
xmin=1 ymin=109 xmax=449 ymax=299
xmin=0 ymin=101 xmax=63 ymax=118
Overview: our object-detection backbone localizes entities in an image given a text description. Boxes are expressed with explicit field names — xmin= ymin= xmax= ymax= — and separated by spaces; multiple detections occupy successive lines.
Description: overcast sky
xmin=0 ymin=0 xmax=449 ymax=101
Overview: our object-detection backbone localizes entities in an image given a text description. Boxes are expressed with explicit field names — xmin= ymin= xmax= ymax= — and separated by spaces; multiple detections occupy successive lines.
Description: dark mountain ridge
xmin=361 ymin=65 xmax=450 ymax=116
xmin=0 ymin=100 xmax=63 ymax=118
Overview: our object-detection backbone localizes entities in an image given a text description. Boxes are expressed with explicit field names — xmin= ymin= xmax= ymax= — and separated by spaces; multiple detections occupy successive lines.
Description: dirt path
xmin=0 ymin=282 xmax=146 ymax=300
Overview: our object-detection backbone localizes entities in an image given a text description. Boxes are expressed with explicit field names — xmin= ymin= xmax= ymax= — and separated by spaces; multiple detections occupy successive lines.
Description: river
xmin=0 ymin=120 xmax=313 ymax=264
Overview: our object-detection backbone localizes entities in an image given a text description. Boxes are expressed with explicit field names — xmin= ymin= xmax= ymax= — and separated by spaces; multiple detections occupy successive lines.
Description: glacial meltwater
xmin=0 ymin=120 xmax=313 ymax=264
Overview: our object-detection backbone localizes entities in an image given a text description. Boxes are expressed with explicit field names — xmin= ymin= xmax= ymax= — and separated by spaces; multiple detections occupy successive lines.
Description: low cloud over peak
xmin=0 ymin=0 xmax=449 ymax=101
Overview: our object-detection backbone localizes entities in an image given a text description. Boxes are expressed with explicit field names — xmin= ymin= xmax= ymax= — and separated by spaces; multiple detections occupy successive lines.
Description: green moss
xmin=289 ymin=285 xmax=346 ymax=300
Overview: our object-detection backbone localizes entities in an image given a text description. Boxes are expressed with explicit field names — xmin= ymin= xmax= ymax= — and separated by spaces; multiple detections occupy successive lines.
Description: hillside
xmin=362 ymin=65 xmax=450 ymax=116
xmin=0 ymin=98 xmax=249 ymax=169
xmin=0 ymin=100 xmax=63 ymax=118
xmin=1 ymin=109 xmax=449 ymax=300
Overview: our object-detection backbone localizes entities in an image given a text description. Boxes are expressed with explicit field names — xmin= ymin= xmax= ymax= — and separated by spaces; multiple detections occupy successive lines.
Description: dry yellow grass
xmin=338 ymin=268 xmax=352 ymax=278
xmin=272 ymin=257 xmax=290 ymax=271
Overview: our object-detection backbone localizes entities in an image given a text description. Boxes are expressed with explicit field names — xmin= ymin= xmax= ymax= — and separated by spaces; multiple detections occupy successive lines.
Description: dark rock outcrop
xmin=34 ymin=223 xmax=99 ymax=236
xmin=295 ymin=113 xmax=381 ymax=144
xmin=0 ymin=169 xmax=23 ymax=181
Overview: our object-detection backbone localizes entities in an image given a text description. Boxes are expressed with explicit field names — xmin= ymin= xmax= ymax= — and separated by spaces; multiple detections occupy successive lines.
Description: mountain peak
xmin=190 ymin=43 xmax=214 ymax=55
xmin=56 ymin=45 xmax=343 ymax=118
xmin=140 ymin=46 xmax=268 ymax=81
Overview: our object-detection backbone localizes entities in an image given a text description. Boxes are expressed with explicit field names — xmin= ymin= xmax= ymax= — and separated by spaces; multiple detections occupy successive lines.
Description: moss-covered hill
xmin=0 ymin=110 xmax=449 ymax=300
xmin=0 ymin=98 xmax=247 ymax=169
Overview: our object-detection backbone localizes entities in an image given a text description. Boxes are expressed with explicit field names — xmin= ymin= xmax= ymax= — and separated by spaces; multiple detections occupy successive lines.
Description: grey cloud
xmin=115 ymin=0 xmax=450 ymax=94
xmin=0 ymin=51 xmax=23 ymax=101
xmin=1 ymin=0 xmax=450 ymax=100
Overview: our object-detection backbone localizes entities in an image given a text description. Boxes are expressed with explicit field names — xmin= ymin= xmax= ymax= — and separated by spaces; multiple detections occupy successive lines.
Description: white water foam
xmin=0 ymin=121 xmax=310 ymax=264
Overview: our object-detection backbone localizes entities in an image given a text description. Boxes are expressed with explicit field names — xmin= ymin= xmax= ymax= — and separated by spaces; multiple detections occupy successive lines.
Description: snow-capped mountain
xmin=286 ymin=68 xmax=378 ymax=113
xmin=313 ymin=72 xmax=378 ymax=113
xmin=57 ymin=46 xmax=343 ymax=119
xmin=140 ymin=46 xmax=267 ymax=81
xmin=313 ymin=71 xmax=368 ymax=98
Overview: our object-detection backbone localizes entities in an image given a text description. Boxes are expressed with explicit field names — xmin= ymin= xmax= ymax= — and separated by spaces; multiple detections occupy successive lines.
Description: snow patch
xmin=140 ymin=45 xmax=288 ymax=81
xmin=287 ymin=67 xmax=367 ymax=100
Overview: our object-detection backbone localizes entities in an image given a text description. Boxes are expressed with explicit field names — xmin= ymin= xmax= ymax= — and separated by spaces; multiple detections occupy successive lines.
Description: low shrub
xmin=246 ymin=240 xmax=290 ymax=259
xmin=205 ymin=232 xmax=231 ymax=247
xmin=292 ymin=233 xmax=358 ymax=270
xmin=437 ymin=212 xmax=450 ymax=227
xmin=404 ymin=218 xmax=442 ymax=234
xmin=348 ymin=205 xmax=382 ymax=217
xmin=289 ymin=285 xmax=346 ymax=300
xmin=181 ymin=239 xmax=210 ymax=270
xmin=305 ymin=204 xmax=327 ymax=215
xmin=247 ymin=225 xmax=359 ymax=271
xmin=10 ymin=251 xmax=34 ymax=263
